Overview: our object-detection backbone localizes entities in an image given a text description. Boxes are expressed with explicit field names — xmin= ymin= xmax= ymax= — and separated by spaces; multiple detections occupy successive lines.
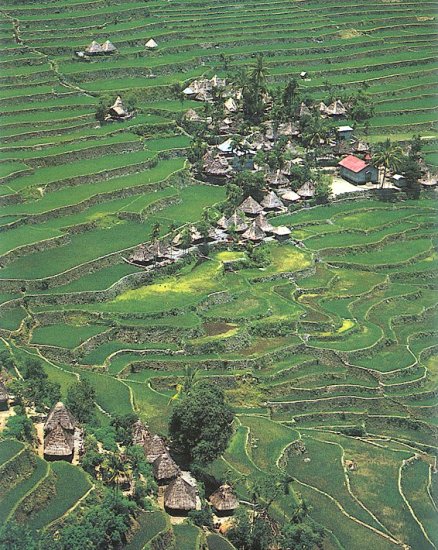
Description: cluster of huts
xmin=128 ymin=193 xmax=293 ymax=268
xmin=132 ymin=420 xmax=238 ymax=516
xmin=76 ymin=40 xmax=117 ymax=58
xmin=43 ymin=402 xmax=82 ymax=462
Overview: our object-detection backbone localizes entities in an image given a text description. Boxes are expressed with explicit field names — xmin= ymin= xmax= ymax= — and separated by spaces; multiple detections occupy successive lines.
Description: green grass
xmin=31 ymin=324 xmax=106 ymax=348
xmin=0 ymin=439 xmax=24 ymax=466
xmin=125 ymin=511 xmax=167 ymax=550
xmin=173 ymin=524 xmax=201 ymax=550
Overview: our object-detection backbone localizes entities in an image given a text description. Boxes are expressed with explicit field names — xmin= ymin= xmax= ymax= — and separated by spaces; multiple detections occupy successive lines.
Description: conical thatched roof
xmin=279 ymin=189 xmax=300 ymax=203
xmin=297 ymin=181 xmax=315 ymax=198
xmin=353 ymin=140 xmax=369 ymax=153
xmin=184 ymin=108 xmax=201 ymax=122
xmin=164 ymin=476 xmax=197 ymax=511
xmin=261 ymin=191 xmax=283 ymax=210
xmin=129 ymin=244 xmax=154 ymax=265
xmin=266 ymin=170 xmax=289 ymax=187
xmin=239 ymin=196 xmax=263 ymax=216
xmin=109 ymin=96 xmax=128 ymax=117
xmin=319 ymin=102 xmax=329 ymax=115
xmin=44 ymin=423 xmax=74 ymax=457
xmin=149 ymin=241 xmax=171 ymax=259
xmin=299 ymin=102 xmax=312 ymax=118
xmin=242 ymin=222 xmax=265 ymax=242
xmin=254 ymin=214 xmax=274 ymax=233
xmin=327 ymin=100 xmax=347 ymax=116
xmin=216 ymin=215 xmax=228 ymax=229
xmin=210 ymin=484 xmax=239 ymax=512
xmin=272 ymin=226 xmax=291 ymax=237
xmin=226 ymin=211 xmax=248 ymax=233
xmin=45 ymin=402 xmax=76 ymax=433
xmin=153 ymin=451 xmax=180 ymax=482
xmin=85 ymin=40 xmax=103 ymax=54
xmin=145 ymin=38 xmax=158 ymax=48
xmin=144 ymin=434 xmax=167 ymax=463
xmin=203 ymin=153 xmax=231 ymax=177
xmin=278 ymin=122 xmax=299 ymax=137
xmin=102 ymin=40 xmax=117 ymax=52
xmin=224 ymin=97 xmax=238 ymax=113
xmin=132 ymin=420 xmax=151 ymax=446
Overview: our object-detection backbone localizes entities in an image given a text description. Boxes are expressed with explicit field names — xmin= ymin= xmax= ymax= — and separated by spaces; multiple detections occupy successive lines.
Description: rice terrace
xmin=0 ymin=0 xmax=437 ymax=548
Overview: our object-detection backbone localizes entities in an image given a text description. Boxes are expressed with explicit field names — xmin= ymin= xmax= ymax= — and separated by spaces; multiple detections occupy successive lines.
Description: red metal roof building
xmin=338 ymin=155 xmax=378 ymax=185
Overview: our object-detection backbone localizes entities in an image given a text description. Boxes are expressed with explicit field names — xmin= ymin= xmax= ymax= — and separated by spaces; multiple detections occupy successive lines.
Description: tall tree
xmin=372 ymin=139 xmax=403 ymax=188
xmin=169 ymin=380 xmax=234 ymax=466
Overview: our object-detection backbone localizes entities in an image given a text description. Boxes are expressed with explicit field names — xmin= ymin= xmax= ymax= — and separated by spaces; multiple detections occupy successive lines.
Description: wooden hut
xmin=224 ymin=97 xmax=238 ymax=113
xmin=272 ymin=226 xmax=291 ymax=241
xmin=254 ymin=214 xmax=274 ymax=234
xmin=144 ymin=434 xmax=167 ymax=463
xmin=337 ymin=125 xmax=354 ymax=141
xmin=238 ymin=196 xmax=263 ymax=217
xmin=277 ymin=122 xmax=299 ymax=138
xmin=297 ymin=181 xmax=316 ymax=199
xmin=266 ymin=170 xmax=289 ymax=188
xmin=338 ymin=155 xmax=378 ymax=185
xmin=0 ymin=380 xmax=8 ymax=411
xmin=203 ymin=153 xmax=231 ymax=179
xmin=327 ymin=100 xmax=347 ymax=117
xmin=45 ymin=402 xmax=76 ymax=433
xmin=216 ymin=215 xmax=228 ymax=230
xmin=85 ymin=40 xmax=103 ymax=55
xmin=319 ymin=102 xmax=329 ymax=116
xmin=129 ymin=245 xmax=155 ymax=266
xmin=184 ymin=109 xmax=202 ymax=122
xmin=107 ymin=96 xmax=131 ymax=121
xmin=145 ymin=38 xmax=158 ymax=49
xmin=101 ymin=40 xmax=117 ymax=53
xmin=164 ymin=475 xmax=197 ymax=513
xmin=44 ymin=423 xmax=74 ymax=461
xmin=210 ymin=484 xmax=239 ymax=515
xmin=226 ymin=211 xmax=248 ymax=233
xmin=153 ymin=451 xmax=180 ymax=483
xmin=279 ymin=189 xmax=300 ymax=204
xmin=132 ymin=420 xmax=151 ymax=446
xmin=242 ymin=223 xmax=265 ymax=242
xmin=261 ymin=191 xmax=283 ymax=211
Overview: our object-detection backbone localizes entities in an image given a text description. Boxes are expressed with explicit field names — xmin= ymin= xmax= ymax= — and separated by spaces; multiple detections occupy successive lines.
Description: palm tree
xmin=372 ymin=138 xmax=403 ymax=188
xmin=249 ymin=54 xmax=268 ymax=93
xmin=169 ymin=365 xmax=201 ymax=403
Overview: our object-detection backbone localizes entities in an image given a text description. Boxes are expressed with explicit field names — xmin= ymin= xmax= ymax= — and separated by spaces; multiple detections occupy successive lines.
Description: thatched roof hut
xmin=145 ymin=38 xmax=158 ymax=49
xmin=203 ymin=154 xmax=231 ymax=177
xmin=85 ymin=40 xmax=103 ymax=54
xmin=132 ymin=420 xmax=151 ymax=446
xmin=299 ymin=102 xmax=312 ymax=118
xmin=102 ymin=40 xmax=117 ymax=53
xmin=278 ymin=122 xmax=299 ymax=137
xmin=254 ymin=214 xmax=274 ymax=234
xmin=210 ymin=484 xmax=239 ymax=514
xmin=272 ymin=226 xmax=291 ymax=240
xmin=216 ymin=215 xmax=228 ymax=230
xmin=44 ymin=423 xmax=74 ymax=460
xmin=164 ymin=475 xmax=197 ymax=512
xmin=108 ymin=96 xmax=129 ymax=118
xmin=0 ymin=380 xmax=8 ymax=410
xmin=266 ymin=170 xmax=289 ymax=188
xmin=261 ymin=191 xmax=283 ymax=211
xmin=144 ymin=434 xmax=167 ymax=463
xmin=279 ymin=189 xmax=300 ymax=203
xmin=242 ymin=223 xmax=265 ymax=242
xmin=297 ymin=181 xmax=315 ymax=198
xmin=45 ymin=402 xmax=76 ymax=433
xmin=153 ymin=452 xmax=180 ymax=482
xmin=224 ymin=97 xmax=238 ymax=113
xmin=319 ymin=102 xmax=329 ymax=116
xmin=327 ymin=100 xmax=347 ymax=117
xmin=238 ymin=196 xmax=263 ymax=216
xmin=129 ymin=245 xmax=154 ymax=265
xmin=184 ymin=109 xmax=202 ymax=122
xmin=226 ymin=211 xmax=248 ymax=233
xmin=353 ymin=140 xmax=370 ymax=154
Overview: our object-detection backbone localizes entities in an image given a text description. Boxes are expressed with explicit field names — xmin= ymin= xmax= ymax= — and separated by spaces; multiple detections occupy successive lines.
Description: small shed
xmin=338 ymin=155 xmax=378 ymax=185
xmin=239 ymin=196 xmax=263 ymax=217
xmin=164 ymin=475 xmax=197 ymax=513
xmin=272 ymin=226 xmax=291 ymax=241
xmin=337 ymin=125 xmax=354 ymax=141
xmin=391 ymin=174 xmax=407 ymax=187
xmin=203 ymin=154 xmax=231 ymax=179
xmin=184 ymin=109 xmax=201 ymax=122
xmin=44 ymin=423 xmax=74 ymax=462
xmin=145 ymin=38 xmax=158 ymax=49
xmin=107 ymin=96 xmax=131 ymax=120
xmin=261 ymin=191 xmax=283 ymax=211
xmin=319 ymin=102 xmax=329 ymax=116
xmin=327 ymin=100 xmax=347 ymax=117
xmin=144 ymin=434 xmax=167 ymax=463
xmin=300 ymin=71 xmax=308 ymax=79
xmin=0 ymin=380 xmax=9 ymax=411
xmin=224 ymin=97 xmax=238 ymax=113
xmin=210 ymin=484 xmax=239 ymax=515
xmin=279 ymin=189 xmax=301 ymax=203
xmin=299 ymin=102 xmax=312 ymax=118
xmin=153 ymin=452 xmax=180 ymax=483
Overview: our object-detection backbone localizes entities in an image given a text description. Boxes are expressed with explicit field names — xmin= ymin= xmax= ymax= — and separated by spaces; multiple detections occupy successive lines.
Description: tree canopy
xmin=169 ymin=380 xmax=234 ymax=466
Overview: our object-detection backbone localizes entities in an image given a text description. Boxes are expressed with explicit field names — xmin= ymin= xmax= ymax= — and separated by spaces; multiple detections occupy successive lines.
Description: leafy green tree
xmin=169 ymin=380 xmax=234 ymax=466
xmin=4 ymin=410 xmax=35 ymax=442
xmin=372 ymin=139 xmax=403 ymax=188
xmin=280 ymin=522 xmax=325 ymax=550
xmin=66 ymin=379 xmax=97 ymax=424
xmin=314 ymin=173 xmax=332 ymax=204
xmin=0 ymin=520 xmax=39 ymax=550
xmin=110 ymin=413 xmax=139 ymax=445
xmin=234 ymin=171 xmax=265 ymax=202
xmin=13 ymin=360 xmax=61 ymax=410
xmin=227 ymin=507 xmax=274 ymax=550
xmin=348 ymin=91 xmax=374 ymax=123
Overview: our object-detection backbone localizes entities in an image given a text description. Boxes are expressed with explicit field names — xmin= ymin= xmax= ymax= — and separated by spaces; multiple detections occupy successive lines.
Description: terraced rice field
xmin=0 ymin=0 xmax=437 ymax=548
